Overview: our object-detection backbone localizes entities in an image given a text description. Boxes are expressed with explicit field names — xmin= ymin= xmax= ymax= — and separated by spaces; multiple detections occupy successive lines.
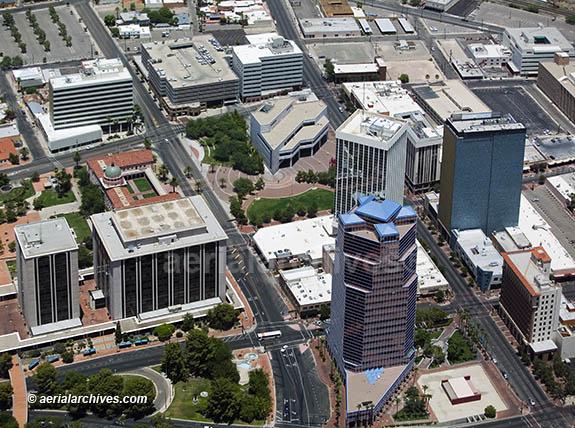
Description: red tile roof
xmin=106 ymin=187 xmax=180 ymax=210
xmin=0 ymin=138 xmax=18 ymax=162
xmin=87 ymin=149 xmax=154 ymax=179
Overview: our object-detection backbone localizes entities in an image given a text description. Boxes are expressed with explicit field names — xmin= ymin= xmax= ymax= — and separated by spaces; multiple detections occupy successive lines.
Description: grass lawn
xmin=247 ymin=188 xmax=333 ymax=219
xmin=126 ymin=183 xmax=135 ymax=194
xmin=447 ymin=330 xmax=476 ymax=364
xmin=6 ymin=261 xmax=15 ymax=274
xmin=56 ymin=212 xmax=91 ymax=243
xmin=36 ymin=190 xmax=76 ymax=207
xmin=165 ymin=379 xmax=212 ymax=422
xmin=0 ymin=182 xmax=35 ymax=203
xmin=133 ymin=178 xmax=153 ymax=193
xmin=143 ymin=193 xmax=156 ymax=199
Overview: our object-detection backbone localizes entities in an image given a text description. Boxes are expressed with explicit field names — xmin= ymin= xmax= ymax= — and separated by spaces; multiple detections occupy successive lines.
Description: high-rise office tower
xmin=328 ymin=195 xmax=417 ymax=426
xmin=91 ymin=197 xmax=228 ymax=320
xmin=15 ymin=218 xmax=81 ymax=335
xmin=438 ymin=112 xmax=526 ymax=236
xmin=334 ymin=110 xmax=409 ymax=215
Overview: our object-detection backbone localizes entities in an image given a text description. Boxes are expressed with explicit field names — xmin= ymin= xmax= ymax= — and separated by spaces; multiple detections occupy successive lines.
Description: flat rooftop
xmin=448 ymin=112 xmax=525 ymax=134
xmin=411 ymin=80 xmax=490 ymax=123
xmin=91 ymin=196 xmax=227 ymax=261
xmin=233 ymin=33 xmax=301 ymax=65
xmin=547 ymin=172 xmax=575 ymax=201
xmin=416 ymin=241 xmax=448 ymax=293
xmin=253 ymin=215 xmax=335 ymax=264
xmin=142 ymin=35 xmax=238 ymax=88
xmin=299 ymin=17 xmax=360 ymax=33
xmin=335 ymin=110 xmax=407 ymax=149
xmin=15 ymin=218 xmax=78 ymax=259
xmin=503 ymin=247 xmax=555 ymax=297
xmin=50 ymin=58 xmax=131 ymax=90
xmin=505 ymin=27 xmax=574 ymax=53
xmin=280 ymin=266 xmax=331 ymax=307
xmin=468 ymin=43 xmax=512 ymax=60
xmin=532 ymin=135 xmax=575 ymax=162
xmin=454 ymin=228 xmax=503 ymax=275
xmin=517 ymin=194 xmax=575 ymax=273
xmin=252 ymin=98 xmax=328 ymax=150
xmin=343 ymin=81 xmax=422 ymax=117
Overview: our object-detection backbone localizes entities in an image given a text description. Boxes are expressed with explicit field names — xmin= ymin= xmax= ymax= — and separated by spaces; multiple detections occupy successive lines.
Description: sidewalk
xmin=9 ymin=355 xmax=27 ymax=427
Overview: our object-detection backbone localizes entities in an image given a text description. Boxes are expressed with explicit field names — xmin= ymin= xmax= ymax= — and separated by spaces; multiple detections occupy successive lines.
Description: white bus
xmin=257 ymin=330 xmax=282 ymax=340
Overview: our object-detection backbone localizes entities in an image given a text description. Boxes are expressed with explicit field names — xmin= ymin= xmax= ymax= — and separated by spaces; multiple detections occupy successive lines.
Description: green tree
xmin=319 ymin=304 xmax=330 ymax=320
xmin=206 ymin=303 xmax=240 ymax=330
xmin=110 ymin=27 xmax=120 ymax=37
xmin=206 ymin=378 xmax=241 ymax=423
xmin=24 ymin=417 xmax=63 ymax=428
xmin=0 ymin=383 xmax=13 ymax=410
xmin=255 ymin=177 xmax=265 ymax=191
xmin=161 ymin=342 xmax=187 ymax=383
xmin=43 ymin=40 xmax=50 ymax=52
xmin=88 ymin=369 xmax=123 ymax=416
xmin=8 ymin=153 xmax=18 ymax=165
xmin=104 ymin=14 xmax=116 ymax=26
xmin=19 ymin=147 xmax=29 ymax=160
xmin=484 ymin=405 xmax=496 ymax=418
xmin=170 ymin=177 xmax=179 ymax=193
xmin=0 ymin=413 xmax=18 ymax=428
xmin=399 ymin=74 xmax=409 ymax=84
xmin=233 ymin=178 xmax=254 ymax=199
xmin=33 ymin=362 xmax=58 ymax=394
xmin=229 ymin=196 xmax=246 ymax=223
xmin=115 ymin=322 xmax=123 ymax=344
xmin=323 ymin=58 xmax=335 ymax=80
xmin=154 ymin=323 xmax=175 ymax=341
xmin=61 ymin=351 xmax=74 ymax=364
xmin=144 ymin=138 xmax=152 ymax=150
xmin=122 ymin=376 xmax=155 ymax=416
xmin=567 ymin=15 xmax=575 ymax=25
xmin=181 ymin=313 xmax=194 ymax=332
xmin=73 ymin=151 xmax=81 ymax=168
xmin=0 ymin=353 xmax=13 ymax=377
xmin=307 ymin=201 xmax=318 ymax=218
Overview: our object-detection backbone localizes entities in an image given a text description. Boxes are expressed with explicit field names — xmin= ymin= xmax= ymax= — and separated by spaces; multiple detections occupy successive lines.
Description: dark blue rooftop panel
xmin=356 ymin=199 xmax=402 ymax=223
xmin=339 ymin=213 xmax=365 ymax=226
xmin=396 ymin=206 xmax=416 ymax=219
xmin=375 ymin=223 xmax=399 ymax=238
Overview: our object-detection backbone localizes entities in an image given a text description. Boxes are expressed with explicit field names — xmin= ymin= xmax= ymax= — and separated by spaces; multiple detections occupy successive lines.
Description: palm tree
xmin=422 ymin=385 xmax=429 ymax=403
xmin=73 ymin=150 xmax=81 ymax=168
xmin=169 ymin=177 xmax=179 ymax=193
xmin=356 ymin=404 xmax=362 ymax=427
xmin=219 ymin=178 xmax=226 ymax=188
xmin=144 ymin=137 xmax=152 ymax=150
xmin=157 ymin=164 xmax=168 ymax=182
xmin=106 ymin=115 xmax=112 ymax=134
xmin=395 ymin=396 xmax=401 ymax=414
xmin=183 ymin=166 xmax=193 ymax=178
xmin=125 ymin=116 xmax=133 ymax=132
xmin=208 ymin=160 xmax=215 ymax=173
xmin=194 ymin=180 xmax=202 ymax=194
xmin=20 ymin=147 xmax=29 ymax=161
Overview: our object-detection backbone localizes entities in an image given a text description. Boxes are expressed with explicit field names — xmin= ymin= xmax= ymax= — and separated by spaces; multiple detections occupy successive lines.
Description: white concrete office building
xmin=15 ymin=218 xmax=81 ymax=335
xmin=250 ymin=97 xmax=329 ymax=174
xmin=91 ymin=197 xmax=228 ymax=320
xmin=503 ymin=27 xmax=575 ymax=75
xmin=334 ymin=110 xmax=409 ymax=214
xmin=232 ymin=33 xmax=303 ymax=101
xmin=49 ymin=58 xmax=133 ymax=132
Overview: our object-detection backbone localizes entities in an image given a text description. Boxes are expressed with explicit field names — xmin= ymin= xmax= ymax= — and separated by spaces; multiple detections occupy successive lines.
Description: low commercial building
xmin=441 ymin=377 xmax=481 ymax=404
xmin=49 ymin=58 xmax=133 ymax=132
xmin=12 ymin=67 xmax=43 ymax=88
xmin=318 ymin=0 xmax=353 ymax=17
xmin=299 ymin=18 xmax=361 ymax=38
xmin=417 ymin=241 xmax=449 ymax=295
xmin=374 ymin=18 xmax=396 ymax=34
xmin=452 ymin=229 xmax=503 ymax=292
xmin=142 ymin=36 xmax=239 ymax=116
xmin=503 ymin=27 xmax=575 ymax=76
xmin=278 ymin=266 xmax=331 ymax=316
xmin=118 ymin=11 xmax=150 ymax=25
xmin=424 ymin=0 xmax=458 ymax=11
xmin=250 ymin=97 xmax=329 ymax=174
xmin=15 ymin=218 xmax=81 ymax=336
xmin=411 ymin=80 xmax=490 ymax=125
xmin=91 ymin=197 xmax=228 ymax=320
xmin=343 ymin=81 xmax=422 ymax=117
xmin=119 ymin=24 xmax=151 ymax=39
xmin=35 ymin=112 xmax=103 ymax=153
xmin=538 ymin=53 xmax=575 ymax=125
xmin=232 ymin=33 xmax=303 ymax=101
xmin=467 ymin=43 xmax=512 ymax=68
xmin=253 ymin=215 xmax=335 ymax=269
xmin=333 ymin=58 xmax=386 ymax=83
xmin=546 ymin=172 xmax=575 ymax=208
xmin=499 ymin=247 xmax=561 ymax=359
xmin=530 ymin=135 xmax=575 ymax=167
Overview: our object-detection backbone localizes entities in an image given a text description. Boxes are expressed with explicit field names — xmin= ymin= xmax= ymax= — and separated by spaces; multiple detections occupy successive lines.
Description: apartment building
xmin=49 ymin=58 xmax=133 ymax=132
xmin=232 ymin=33 xmax=303 ymax=101
xmin=537 ymin=52 xmax=575 ymax=125
xmin=15 ymin=218 xmax=80 ymax=335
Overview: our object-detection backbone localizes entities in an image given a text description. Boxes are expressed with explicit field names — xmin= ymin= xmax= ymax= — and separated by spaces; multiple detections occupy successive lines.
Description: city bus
xmin=257 ymin=330 xmax=282 ymax=341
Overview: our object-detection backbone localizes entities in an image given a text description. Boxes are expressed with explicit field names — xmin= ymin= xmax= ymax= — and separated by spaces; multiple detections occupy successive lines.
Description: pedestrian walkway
xmin=9 ymin=355 xmax=27 ymax=427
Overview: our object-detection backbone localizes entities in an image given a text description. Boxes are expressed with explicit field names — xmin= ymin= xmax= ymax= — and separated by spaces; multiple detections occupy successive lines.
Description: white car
xmin=281 ymin=345 xmax=289 ymax=352
xmin=339 ymin=106 xmax=344 ymax=113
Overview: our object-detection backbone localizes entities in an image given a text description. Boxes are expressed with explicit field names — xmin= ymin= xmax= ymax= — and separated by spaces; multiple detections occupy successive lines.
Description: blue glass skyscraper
xmin=438 ymin=112 xmax=526 ymax=236
xmin=328 ymin=195 xmax=417 ymax=426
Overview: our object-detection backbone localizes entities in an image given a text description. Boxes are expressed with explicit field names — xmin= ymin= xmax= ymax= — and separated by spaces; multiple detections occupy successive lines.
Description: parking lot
xmin=0 ymin=5 xmax=97 ymax=64
xmin=309 ymin=41 xmax=375 ymax=65
xmin=471 ymin=86 xmax=555 ymax=136
xmin=291 ymin=0 xmax=322 ymax=20
xmin=473 ymin=3 xmax=575 ymax=42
